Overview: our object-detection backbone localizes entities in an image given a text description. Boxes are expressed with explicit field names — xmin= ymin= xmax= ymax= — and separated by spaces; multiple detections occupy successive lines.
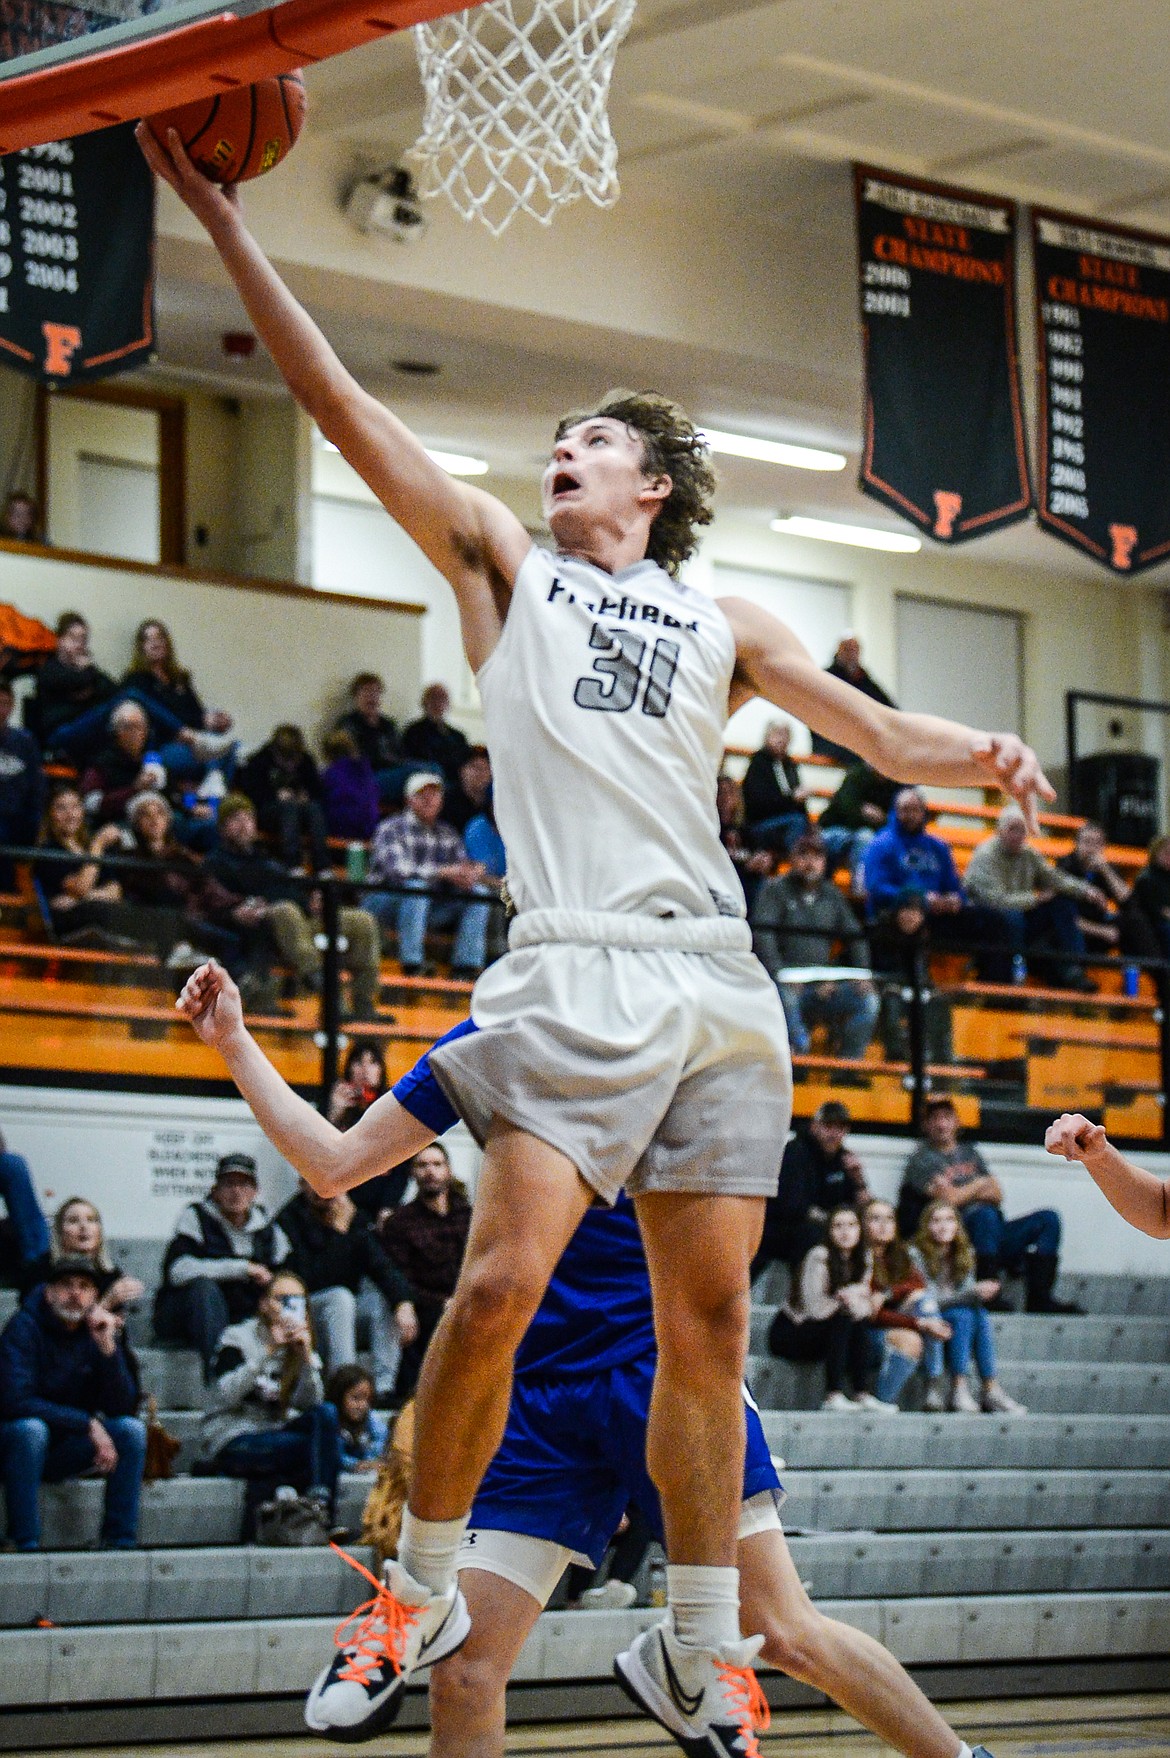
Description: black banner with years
xmin=0 ymin=123 xmax=154 ymax=383
xmin=1034 ymin=210 xmax=1170 ymax=574
xmin=855 ymin=166 xmax=1031 ymax=543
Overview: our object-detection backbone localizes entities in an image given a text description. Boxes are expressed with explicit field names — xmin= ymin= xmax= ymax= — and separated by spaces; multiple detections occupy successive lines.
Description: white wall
xmin=0 ymin=545 xmax=424 ymax=752
xmin=46 ymin=397 xmax=161 ymax=560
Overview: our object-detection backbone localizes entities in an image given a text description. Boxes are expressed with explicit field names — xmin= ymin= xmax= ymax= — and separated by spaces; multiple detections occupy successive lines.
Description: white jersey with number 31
xmin=476 ymin=545 xmax=744 ymax=921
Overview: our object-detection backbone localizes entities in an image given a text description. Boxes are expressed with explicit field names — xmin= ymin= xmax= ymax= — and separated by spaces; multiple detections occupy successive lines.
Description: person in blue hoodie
xmin=0 ymin=1258 xmax=145 ymax=1549
xmin=863 ymin=789 xmax=1011 ymax=981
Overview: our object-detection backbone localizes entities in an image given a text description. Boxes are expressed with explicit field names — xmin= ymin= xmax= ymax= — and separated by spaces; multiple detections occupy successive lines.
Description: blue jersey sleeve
xmin=391 ymin=1018 xmax=477 ymax=1136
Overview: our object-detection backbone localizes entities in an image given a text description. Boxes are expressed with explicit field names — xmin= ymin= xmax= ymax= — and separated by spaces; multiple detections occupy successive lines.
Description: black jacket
xmin=0 ymin=1287 xmax=138 ymax=1434
xmin=277 ymin=1194 xmax=413 ymax=1306
xmin=237 ymin=744 xmax=321 ymax=820
xmin=33 ymin=656 xmax=117 ymax=746
xmin=401 ymin=716 xmax=471 ymax=781
xmin=742 ymin=748 xmax=806 ymax=830
xmin=771 ymin=1132 xmax=860 ymax=1227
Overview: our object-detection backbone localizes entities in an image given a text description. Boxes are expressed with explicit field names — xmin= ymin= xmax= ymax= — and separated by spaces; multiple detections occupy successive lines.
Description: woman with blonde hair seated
xmin=21 ymin=1196 xmax=145 ymax=1316
xmin=911 ymin=1201 xmax=1026 ymax=1415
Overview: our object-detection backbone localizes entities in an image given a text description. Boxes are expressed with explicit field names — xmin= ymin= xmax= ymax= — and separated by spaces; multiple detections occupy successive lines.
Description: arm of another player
xmin=1045 ymin=1113 xmax=1170 ymax=1239
xmin=720 ymin=597 xmax=1054 ymax=831
xmin=134 ymin=125 xmax=529 ymax=671
xmin=175 ymin=963 xmax=437 ymax=1196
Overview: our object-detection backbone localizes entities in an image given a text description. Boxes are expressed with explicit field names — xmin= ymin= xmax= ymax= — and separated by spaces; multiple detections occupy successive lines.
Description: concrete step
xmin=749 ymin=1306 xmax=1170 ymax=1362
xmin=751 ymin=1265 xmax=1170 ymax=1316
xmin=746 ymin=1352 xmax=1170 ymax=1415
xmin=777 ymin=1467 xmax=1170 ymax=1532
xmin=0 ymin=1544 xmax=376 ymax=1628
xmin=785 ymin=1527 xmax=1170 ymax=1598
xmin=2 ymin=1591 xmax=1168 ymax=1707
xmin=763 ymin=1410 xmax=1170 ymax=1472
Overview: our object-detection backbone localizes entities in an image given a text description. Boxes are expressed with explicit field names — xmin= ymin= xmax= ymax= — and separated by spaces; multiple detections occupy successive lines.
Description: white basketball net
xmin=411 ymin=0 xmax=637 ymax=236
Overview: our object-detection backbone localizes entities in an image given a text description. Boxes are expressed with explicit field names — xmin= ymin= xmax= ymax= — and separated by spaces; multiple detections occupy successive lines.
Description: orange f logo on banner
xmin=933 ymin=491 xmax=963 ymax=538
xmin=1108 ymin=524 xmax=1138 ymax=570
xmin=42 ymin=323 xmax=81 ymax=377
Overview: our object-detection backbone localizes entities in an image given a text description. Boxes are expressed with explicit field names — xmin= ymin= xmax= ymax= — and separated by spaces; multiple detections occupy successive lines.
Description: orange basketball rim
xmin=0 ymin=0 xmax=475 ymax=157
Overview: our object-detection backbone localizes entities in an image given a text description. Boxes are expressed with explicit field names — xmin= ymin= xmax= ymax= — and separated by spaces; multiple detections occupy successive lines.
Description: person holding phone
xmin=198 ymin=1270 xmax=342 ymax=1530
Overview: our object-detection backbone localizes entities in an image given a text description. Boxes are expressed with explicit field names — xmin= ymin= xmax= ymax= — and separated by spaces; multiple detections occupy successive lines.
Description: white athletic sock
xmin=667 ymin=1564 xmax=741 ymax=1653
xmin=397 ymin=1509 xmax=468 ymax=1597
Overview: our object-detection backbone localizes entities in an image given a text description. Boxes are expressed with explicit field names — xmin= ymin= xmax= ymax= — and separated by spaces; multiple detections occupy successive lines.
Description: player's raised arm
xmin=1045 ymin=1113 xmax=1170 ymax=1239
xmin=175 ymin=963 xmax=435 ymax=1196
xmin=721 ymin=596 xmax=1055 ymax=831
xmin=135 ymin=125 xmax=529 ymax=670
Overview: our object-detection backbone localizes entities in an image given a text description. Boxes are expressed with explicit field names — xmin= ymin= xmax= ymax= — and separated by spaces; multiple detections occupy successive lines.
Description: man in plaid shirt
xmin=365 ymin=771 xmax=493 ymax=976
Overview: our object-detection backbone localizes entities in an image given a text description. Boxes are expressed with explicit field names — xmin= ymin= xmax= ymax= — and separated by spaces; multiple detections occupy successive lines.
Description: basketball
xmin=145 ymin=70 xmax=305 ymax=184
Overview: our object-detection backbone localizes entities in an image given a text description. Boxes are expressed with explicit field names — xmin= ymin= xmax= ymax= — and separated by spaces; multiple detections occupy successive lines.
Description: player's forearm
xmin=1081 ymin=1144 xmax=1170 ymax=1238
xmin=215 ymin=1023 xmax=350 ymax=1195
xmin=867 ymin=707 xmax=993 ymax=788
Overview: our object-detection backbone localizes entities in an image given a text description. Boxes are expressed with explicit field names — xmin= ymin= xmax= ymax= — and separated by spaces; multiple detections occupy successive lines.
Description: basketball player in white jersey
xmin=142 ymin=124 xmax=1053 ymax=1756
xmin=1046 ymin=1113 xmax=1170 ymax=1238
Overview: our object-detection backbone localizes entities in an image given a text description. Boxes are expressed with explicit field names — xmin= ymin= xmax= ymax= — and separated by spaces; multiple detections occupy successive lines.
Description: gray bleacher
xmin=0 ymin=1255 xmax=1167 ymax=1738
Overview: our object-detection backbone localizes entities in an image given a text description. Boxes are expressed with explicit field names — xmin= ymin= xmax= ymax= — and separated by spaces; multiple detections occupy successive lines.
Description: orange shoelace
xmin=715 ymin=1661 xmax=771 ymax=1758
xmin=329 ymin=1542 xmax=423 ymax=1685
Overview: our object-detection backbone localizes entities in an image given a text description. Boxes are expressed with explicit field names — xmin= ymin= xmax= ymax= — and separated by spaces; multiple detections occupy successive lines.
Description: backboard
xmin=0 ymin=0 xmax=472 ymax=154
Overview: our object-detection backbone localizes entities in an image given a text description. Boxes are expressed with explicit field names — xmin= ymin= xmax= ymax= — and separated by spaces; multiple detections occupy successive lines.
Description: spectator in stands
xmin=812 ymin=635 xmax=896 ymax=763
xmin=752 ymin=1101 xmax=871 ymax=1284
xmin=815 ymin=761 xmax=898 ymax=898
xmin=277 ymin=1179 xmax=417 ymax=1402
xmin=741 ymin=721 xmax=809 ymax=852
xmin=0 ymin=1131 xmax=50 ymax=1292
xmin=911 ymin=1201 xmax=1026 ymax=1415
xmin=335 ymin=672 xmax=405 ymax=803
xmin=863 ymin=788 xmax=1011 ymax=981
xmin=752 ymin=832 xmax=878 ymax=1059
xmin=868 ymin=888 xmax=953 ymax=1065
xmin=81 ymin=700 xmax=166 ymax=826
xmin=441 ymin=746 xmax=493 ymax=836
xmin=1059 ymin=821 xmax=1158 ymax=961
xmin=327 ymin=1041 xmax=415 ymax=1222
xmin=122 ymin=619 xmax=236 ymax=786
xmin=154 ymin=1152 xmax=291 ymax=1372
xmin=319 ymin=729 xmax=380 ymax=843
xmin=377 ymin=1143 xmax=471 ymax=1395
xmin=964 ymin=802 xmax=1100 ymax=992
xmin=0 ymin=1258 xmax=146 ymax=1550
xmin=401 ymin=682 xmax=471 ymax=783
xmin=121 ymin=791 xmax=243 ymax=971
xmin=1129 ymin=835 xmax=1170 ymax=968
xmin=766 ymin=1206 xmax=878 ymax=1411
xmin=329 ymin=1364 xmax=389 ymax=1471
xmin=716 ymin=773 xmax=773 ymax=911
xmin=208 ymin=794 xmax=382 ymax=1018
xmin=20 ymin=1197 xmax=145 ymax=1315
xmin=0 ymin=490 xmax=42 ymax=543
xmin=31 ymin=612 xmax=117 ymax=759
xmin=899 ymin=1097 xmax=1080 ymax=1313
xmin=863 ymin=1197 xmax=948 ymax=1410
xmin=238 ymin=724 xmax=328 ymax=873
xmin=0 ymin=676 xmax=44 ymax=883
xmin=198 ymin=1269 xmax=342 ymax=1527
xmin=35 ymin=783 xmax=148 ymax=949
xmin=365 ymin=772 xmax=491 ymax=977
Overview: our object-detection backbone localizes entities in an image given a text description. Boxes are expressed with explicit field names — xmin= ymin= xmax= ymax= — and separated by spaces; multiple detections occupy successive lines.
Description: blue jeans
xmin=923 ymin=1304 xmax=998 ymax=1379
xmin=818 ymin=826 xmax=875 ymax=880
xmin=210 ymin=1403 xmax=342 ymax=1512
xmin=366 ymin=881 xmax=490 ymax=970
xmin=778 ymin=978 xmax=879 ymax=1059
xmin=51 ymin=687 xmax=185 ymax=759
xmin=1 ymin=1414 xmax=146 ymax=1549
xmin=0 ymin=1152 xmax=50 ymax=1265
xmin=960 ymin=1202 xmax=1061 ymax=1273
xmin=748 ymin=812 xmax=808 ymax=853
xmin=998 ymin=895 xmax=1086 ymax=973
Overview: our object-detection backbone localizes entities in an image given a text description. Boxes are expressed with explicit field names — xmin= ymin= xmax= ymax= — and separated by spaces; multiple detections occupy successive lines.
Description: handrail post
xmin=317 ymin=877 xmax=342 ymax=1113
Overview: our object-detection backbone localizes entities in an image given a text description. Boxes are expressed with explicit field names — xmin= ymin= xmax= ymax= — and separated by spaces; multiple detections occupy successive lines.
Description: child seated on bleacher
xmin=329 ymin=1364 xmax=389 ymax=1472
xmin=910 ymin=1202 xmax=1026 ymax=1416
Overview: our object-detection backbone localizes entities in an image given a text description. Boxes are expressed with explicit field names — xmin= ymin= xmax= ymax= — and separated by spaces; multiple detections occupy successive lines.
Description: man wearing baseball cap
xmin=363 ymin=770 xmax=494 ymax=977
xmin=0 ymin=1258 xmax=145 ymax=1550
xmin=154 ymin=1152 xmax=291 ymax=1373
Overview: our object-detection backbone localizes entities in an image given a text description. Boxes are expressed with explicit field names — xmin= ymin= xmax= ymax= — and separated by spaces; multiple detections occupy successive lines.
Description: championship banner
xmin=855 ymin=166 xmax=1031 ymax=543
xmin=1033 ymin=210 xmax=1170 ymax=573
xmin=0 ymin=122 xmax=154 ymax=382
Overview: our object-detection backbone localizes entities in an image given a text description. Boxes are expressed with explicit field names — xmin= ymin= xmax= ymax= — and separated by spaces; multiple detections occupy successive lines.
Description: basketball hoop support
xmin=0 ymin=0 xmax=470 ymax=155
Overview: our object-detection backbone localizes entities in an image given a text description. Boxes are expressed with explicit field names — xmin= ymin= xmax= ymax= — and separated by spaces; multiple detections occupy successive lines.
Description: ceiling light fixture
xmin=425 ymin=448 xmax=489 ymax=476
xmin=702 ymin=428 xmax=846 ymax=471
xmin=770 ymin=514 xmax=921 ymax=553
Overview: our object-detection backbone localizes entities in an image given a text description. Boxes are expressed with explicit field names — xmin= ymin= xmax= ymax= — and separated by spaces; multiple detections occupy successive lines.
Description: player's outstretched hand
xmin=1045 ymin=1112 xmax=1109 ymax=1165
xmin=135 ymin=122 xmax=241 ymax=232
xmin=971 ymin=734 xmax=1056 ymax=834
xmin=176 ymin=960 xmax=245 ymax=1050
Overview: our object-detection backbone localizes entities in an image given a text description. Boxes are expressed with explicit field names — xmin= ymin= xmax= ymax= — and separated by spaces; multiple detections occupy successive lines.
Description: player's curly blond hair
xmin=554 ymin=390 xmax=717 ymax=578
